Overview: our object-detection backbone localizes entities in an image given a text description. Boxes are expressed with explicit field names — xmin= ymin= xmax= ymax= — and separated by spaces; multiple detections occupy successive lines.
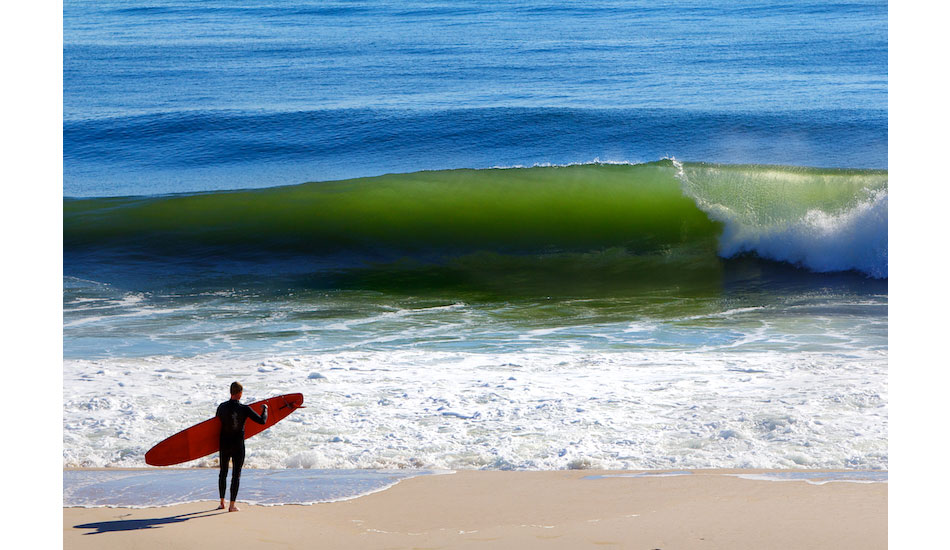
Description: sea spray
xmin=671 ymin=159 xmax=887 ymax=278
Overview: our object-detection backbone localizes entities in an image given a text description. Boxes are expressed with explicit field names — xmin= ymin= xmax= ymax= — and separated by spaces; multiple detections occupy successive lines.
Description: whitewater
xmin=63 ymin=323 xmax=887 ymax=471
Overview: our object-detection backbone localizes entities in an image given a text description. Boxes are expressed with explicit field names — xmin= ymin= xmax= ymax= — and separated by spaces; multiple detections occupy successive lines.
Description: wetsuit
xmin=216 ymin=399 xmax=267 ymax=502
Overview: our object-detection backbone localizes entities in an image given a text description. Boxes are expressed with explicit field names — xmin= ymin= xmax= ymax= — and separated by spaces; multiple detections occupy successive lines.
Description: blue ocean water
xmin=63 ymin=1 xmax=888 ymax=479
xmin=64 ymin=0 xmax=887 ymax=196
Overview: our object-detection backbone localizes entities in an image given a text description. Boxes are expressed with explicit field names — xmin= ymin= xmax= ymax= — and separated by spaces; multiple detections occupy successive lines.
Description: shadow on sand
xmin=74 ymin=508 xmax=224 ymax=534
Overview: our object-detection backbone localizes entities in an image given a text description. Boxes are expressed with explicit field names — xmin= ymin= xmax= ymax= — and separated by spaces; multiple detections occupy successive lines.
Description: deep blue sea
xmin=63 ymin=1 xmax=887 ymax=498
xmin=64 ymin=0 xmax=886 ymax=196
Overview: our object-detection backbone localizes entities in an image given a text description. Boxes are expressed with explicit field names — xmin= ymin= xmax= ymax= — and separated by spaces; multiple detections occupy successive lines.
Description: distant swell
xmin=64 ymin=161 xmax=887 ymax=280
xmin=62 ymin=108 xmax=888 ymax=197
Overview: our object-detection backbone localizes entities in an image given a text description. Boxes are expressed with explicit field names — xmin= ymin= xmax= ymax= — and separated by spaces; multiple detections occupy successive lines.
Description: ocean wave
xmin=64 ymin=161 xmax=887 ymax=280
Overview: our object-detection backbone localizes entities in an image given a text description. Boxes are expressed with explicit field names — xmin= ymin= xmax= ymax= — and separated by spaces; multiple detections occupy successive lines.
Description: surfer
xmin=216 ymin=381 xmax=268 ymax=512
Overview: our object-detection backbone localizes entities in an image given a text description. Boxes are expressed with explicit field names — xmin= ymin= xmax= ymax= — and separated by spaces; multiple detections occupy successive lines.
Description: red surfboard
xmin=145 ymin=393 xmax=304 ymax=466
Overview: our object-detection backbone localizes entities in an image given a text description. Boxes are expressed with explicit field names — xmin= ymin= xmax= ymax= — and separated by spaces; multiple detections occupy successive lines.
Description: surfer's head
xmin=230 ymin=381 xmax=243 ymax=398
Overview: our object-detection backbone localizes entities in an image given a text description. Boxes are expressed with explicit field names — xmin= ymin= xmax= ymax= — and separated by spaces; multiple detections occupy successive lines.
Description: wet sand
xmin=64 ymin=469 xmax=886 ymax=549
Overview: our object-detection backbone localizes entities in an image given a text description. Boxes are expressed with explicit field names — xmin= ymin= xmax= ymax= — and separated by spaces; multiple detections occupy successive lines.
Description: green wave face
xmin=65 ymin=161 xmax=721 ymax=255
xmin=64 ymin=161 xmax=887 ymax=295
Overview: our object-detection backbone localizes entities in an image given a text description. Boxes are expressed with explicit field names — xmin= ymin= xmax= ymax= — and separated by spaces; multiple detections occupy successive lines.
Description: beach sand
xmin=64 ymin=469 xmax=886 ymax=549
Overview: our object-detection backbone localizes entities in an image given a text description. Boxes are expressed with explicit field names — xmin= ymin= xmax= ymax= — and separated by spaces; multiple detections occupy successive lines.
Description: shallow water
xmin=63 ymin=469 xmax=436 ymax=507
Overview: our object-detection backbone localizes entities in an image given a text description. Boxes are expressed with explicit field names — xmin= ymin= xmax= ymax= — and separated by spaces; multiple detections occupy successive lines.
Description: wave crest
xmin=672 ymin=159 xmax=887 ymax=278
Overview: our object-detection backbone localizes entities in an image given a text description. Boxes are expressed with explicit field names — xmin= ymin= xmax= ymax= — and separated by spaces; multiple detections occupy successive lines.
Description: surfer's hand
xmin=262 ymin=404 xmax=268 ymax=413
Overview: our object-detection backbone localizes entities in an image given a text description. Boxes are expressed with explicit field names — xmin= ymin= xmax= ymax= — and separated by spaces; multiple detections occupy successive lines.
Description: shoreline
xmin=64 ymin=469 xmax=887 ymax=549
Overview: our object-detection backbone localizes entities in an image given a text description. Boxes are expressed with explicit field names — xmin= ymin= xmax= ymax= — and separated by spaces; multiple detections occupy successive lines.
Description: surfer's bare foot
xmin=217 ymin=499 xmax=226 ymax=510
xmin=228 ymin=501 xmax=240 ymax=512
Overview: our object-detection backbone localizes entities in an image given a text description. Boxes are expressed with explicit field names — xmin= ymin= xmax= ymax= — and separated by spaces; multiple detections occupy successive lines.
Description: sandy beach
xmin=63 ymin=469 xmax=886 ymax=549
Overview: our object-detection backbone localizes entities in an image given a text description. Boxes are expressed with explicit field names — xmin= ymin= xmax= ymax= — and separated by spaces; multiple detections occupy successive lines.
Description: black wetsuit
xmin=216 ymin=399 xmax=267 ymax=502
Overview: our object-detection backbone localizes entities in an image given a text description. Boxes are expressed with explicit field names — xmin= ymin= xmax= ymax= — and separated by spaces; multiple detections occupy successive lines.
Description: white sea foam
xmin=63 ymin=347 xmax=887 ymax=471
xmin=676 ymin=307 xmax=767 ymax=321
xmin=670 ymin=158 xmax=888 ymax=278
xmin=726 ymin=471 xmax=887 ymax=485
xmin=713 ymin=190 xmax=888 ymax=278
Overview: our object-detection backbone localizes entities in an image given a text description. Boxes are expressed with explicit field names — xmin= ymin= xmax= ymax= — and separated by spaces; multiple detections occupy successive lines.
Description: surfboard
xmin=145 ymin=393 xmax=304 ymax=466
